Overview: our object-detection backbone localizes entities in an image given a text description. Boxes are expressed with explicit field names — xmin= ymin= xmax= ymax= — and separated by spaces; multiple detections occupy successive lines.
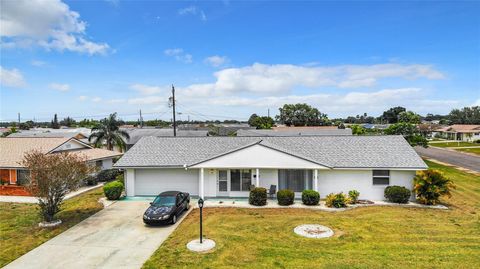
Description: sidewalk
xmin=0 ymin=183 xmax=103 ymax=203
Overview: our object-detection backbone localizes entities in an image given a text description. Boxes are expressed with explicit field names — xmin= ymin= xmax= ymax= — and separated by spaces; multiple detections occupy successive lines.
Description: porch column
xmin=313 ymin=169 xmax=318 ymax=192
xmin=256 ymin=168 xmax=260 ymax=187
xmin=199 ymin=168 xmax=205 ymax=199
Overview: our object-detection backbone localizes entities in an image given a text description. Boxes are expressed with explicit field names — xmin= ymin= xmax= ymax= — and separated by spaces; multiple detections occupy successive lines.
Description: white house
xmin=433 ymin=124 xmax=480 ymax=141
xmin=114 ymin=136 xmax=428 ymax=201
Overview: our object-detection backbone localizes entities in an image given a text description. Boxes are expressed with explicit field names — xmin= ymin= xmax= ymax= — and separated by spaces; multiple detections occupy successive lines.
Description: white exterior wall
xmin=101 ymin=158 xmax=113 ymax=170
xmin=318 ymin=170 xmax=416 ymax=201
xmin=258 ymin=169 xmax=278 ymax=189
xmin=125 ymin=169 xmax=135 ymax=197
xmin=52 ymin=139 xmax=88 ymax=152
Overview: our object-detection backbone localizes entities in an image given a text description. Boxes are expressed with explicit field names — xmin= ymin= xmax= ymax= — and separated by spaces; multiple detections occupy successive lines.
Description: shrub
xmin=249 ymin=187 xmax=267 ymax=206
xmin=414 ymin=169 xmax=455 ymax=205
xmin=325 ymin=192 xmax=348 ymax=208
xmin=103 ymin=180 xmax=124 ymax=200
xmin=384 ymin=186 xmax=411 ymax=203
xmin=301 ymin=190 xmax=320 ymax=205
xmin=348 ymin=190 xmax=360 ymax=204
xmin=96 ymin=169 xmax=121 ymax=182
xmin=115 ymin=173 xmax=124 ymax=185
xmin=277 ymin=189 xmax=294 ymax=206
xmin=83 ymin=176 xmax=97 ymax=186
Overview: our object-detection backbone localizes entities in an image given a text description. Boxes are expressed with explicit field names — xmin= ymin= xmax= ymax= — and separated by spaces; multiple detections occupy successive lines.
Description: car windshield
xmin=152 ymin=196 xmax=176 ymax=206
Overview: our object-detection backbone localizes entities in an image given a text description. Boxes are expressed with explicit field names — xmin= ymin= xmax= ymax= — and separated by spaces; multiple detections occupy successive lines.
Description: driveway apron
xmin=4 ymin=201 xmax=190 ymax=269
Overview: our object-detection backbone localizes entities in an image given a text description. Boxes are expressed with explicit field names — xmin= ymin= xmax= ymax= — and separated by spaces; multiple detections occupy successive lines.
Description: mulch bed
xmin=0 ymin=185 xmax=31 ymax=196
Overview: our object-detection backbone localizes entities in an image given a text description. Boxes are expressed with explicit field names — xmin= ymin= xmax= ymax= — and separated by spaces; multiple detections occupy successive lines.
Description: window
xmin=96 ymin=160 xmax=103 ymax=168
xmin=17 ymin=170 xmax=30 ymax=186
xmin=372 ymin=170 xmax=390 ymax=185
xmin=278 ymin=170 xmax=312 ymax=192
xmin=218 ymin=170 xmax=228 ymax=192
xmin=230 ymin=169 xmax=251 ymax=191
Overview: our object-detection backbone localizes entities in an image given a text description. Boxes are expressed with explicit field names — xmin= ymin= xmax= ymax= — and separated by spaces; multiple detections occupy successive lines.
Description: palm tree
xmin=89 ymin=113 xmax=130 ymax=152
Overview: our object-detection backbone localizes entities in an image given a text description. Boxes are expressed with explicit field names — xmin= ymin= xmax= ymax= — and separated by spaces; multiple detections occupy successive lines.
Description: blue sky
xmin=1 ymin=0 xmax=479 ymax=122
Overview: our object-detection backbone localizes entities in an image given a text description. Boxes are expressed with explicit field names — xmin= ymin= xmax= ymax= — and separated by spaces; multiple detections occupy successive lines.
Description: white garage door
xmin=134 ymin=168 xmax=199 ymax=196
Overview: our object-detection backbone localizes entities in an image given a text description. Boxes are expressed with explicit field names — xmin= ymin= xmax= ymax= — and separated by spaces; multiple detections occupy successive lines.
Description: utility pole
xmin=172 ymin=85 xmax=177 ymax=137
xmin=139 ymin=109 xmax=143 ymax=128
xmin=18 ymin=113 xmax=20 ymax=124
xmin=267 ymin=108 xmax=270 ymax=118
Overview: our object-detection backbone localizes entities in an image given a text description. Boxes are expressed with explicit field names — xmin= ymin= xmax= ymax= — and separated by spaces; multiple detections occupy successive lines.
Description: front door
xmin=217 ymin=170 xmax=229 ymax=196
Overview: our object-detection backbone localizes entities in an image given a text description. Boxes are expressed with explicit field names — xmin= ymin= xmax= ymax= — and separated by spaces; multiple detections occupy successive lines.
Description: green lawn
xmin=0 ymin=188 xmax=104 ymax=267
xmin=143 ymin=161 xmax=480 ymax=269
xmin=429 ymin=141 xmax=477 ymax=148
xmin=455 ymin=147 xmax=480 ymax=156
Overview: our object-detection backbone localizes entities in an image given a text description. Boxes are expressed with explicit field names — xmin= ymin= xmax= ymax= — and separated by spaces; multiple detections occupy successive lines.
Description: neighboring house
xmin=237 ymin=126 xmax=352 ymax=136
xmin=114 ymin=136 xmax=427 ymax=201
xmin=0 ymin=137 xmax=122 ymax=186
xmin=361 ymin=124 xmax=390 ymax=130
xmin=122 ymin=128 xmax=208 ymax=150
xmin=434 ymin=124 xmax=480 ymax=141
xmin=8 ymin=131 xmax=87 ymax=140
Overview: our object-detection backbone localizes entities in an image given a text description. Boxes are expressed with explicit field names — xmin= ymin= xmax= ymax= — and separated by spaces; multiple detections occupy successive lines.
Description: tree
xmin=60 ymin=117 xmax=76 ymax=127
xmin=384 ymin=122 xmax=428 ymax=147
xmin=350 ymin=124 xmax=366 ymax=135
xmin=247 ymin=114 xmax=259 ymax=126
xmin=276 ymin=103 xmax=328 ymax=126
xmin=448 ymin=106 xmax=480 ymax=124
xmin=51 ymin=114 xmax=60 ymax=129
xmin=398 ymin=111 xmax=421 ymax=124
xmin=89 ymin=113 xmax=130 ymax=151
xmin=381 ymin=106 xmax=406 ymax=123
xmin=22 ymin=150 xmax=91 ymax=223
xmin=251 ymin=116 xmax=274 ymax=129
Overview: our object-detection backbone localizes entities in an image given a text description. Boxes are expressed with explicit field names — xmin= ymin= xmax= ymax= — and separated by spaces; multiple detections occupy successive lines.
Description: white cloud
xmin=0 ymin=66 xmax=26 ymax=88
xmin=176 ymin=62 xmax=445 ymax=96
xmin=130 ymin=84 xmax=167 ymax=95
xmin=48 ymin=82 xmax=70 ymax=91
xmin=78 ymin=95 xmax=88 ymax=101
xmin=0 ymin=0 xmax=109 ymax=55
xmin=164 ymin=48 xmax=193 ymax=63
xmin=204 ymin=55 xmax=229 ymax=67
xmin=178 ymin=6 xmax=207 ymax=21
xmin=128 ymin=96 xmax=167 ymax=105
xmin=92 ymin=97 xmax=102 ymax=102
xmin=473 ymin=98 xmax=480 ymax=106
xmin=106 ymin=98 xmax=125 ymax=104
xmin=31 ymin=60 xmax=46 ymax=67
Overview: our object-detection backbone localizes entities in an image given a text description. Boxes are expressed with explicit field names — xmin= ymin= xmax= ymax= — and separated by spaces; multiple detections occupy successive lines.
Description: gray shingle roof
xmin=114 ymin=136 xmax=427 ymax=169
xmin=236 ymin=128 xmax=352 ymax=136
xmin=122 ymin=128 xmax=208 ymax=145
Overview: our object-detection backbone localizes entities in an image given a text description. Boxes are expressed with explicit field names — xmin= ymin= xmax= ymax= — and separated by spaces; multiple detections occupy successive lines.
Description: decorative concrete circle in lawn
xmin=38 ymin=219 xmax=62 ymax=228
xmin=187 ymin=239 xmax=216 ymax=252
xmin=294 ymin=224 xmax=334 ymax=238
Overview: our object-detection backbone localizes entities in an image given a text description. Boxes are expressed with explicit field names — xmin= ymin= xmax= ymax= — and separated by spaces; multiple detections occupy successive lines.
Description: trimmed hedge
xmin=115 ymin=174 xmax=124 ymax=185
xmin=249 ymin=187 xmax=267 ymax=206
xmin=103 ymin=180 xmax=124 ymax=200
xmin=301 ymin=190 xmax=320 ymax=205
xmin=83 ymin=176 xmax=97 ymax=186
xmin=277 ymin=189 xmax=294 ymax=206
xmin=97 ymin=169 xmax=122 ymax=182
xmin=384 ymin=185 xmax=411 ymax=204
xmin=325 ymin=192 xmax=348 ymax=208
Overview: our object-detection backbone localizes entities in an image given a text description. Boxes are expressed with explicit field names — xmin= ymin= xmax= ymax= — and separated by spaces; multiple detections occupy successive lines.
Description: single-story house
xmin=114 ymin=135 xmax=427 ymax=201
xmin=0 ymin=137 xmax=122 ymax=186
xmin=237 ymin=126 xmax=352 ymax=136
xmin=433 ymin=124 xmax=480 ymax=141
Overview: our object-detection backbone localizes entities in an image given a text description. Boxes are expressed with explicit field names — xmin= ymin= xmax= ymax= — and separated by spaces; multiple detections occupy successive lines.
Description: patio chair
xmin=268 ymin=185 xmax=277 ymax=198
xmin=250 ymin=184 xmax=256 ymax=191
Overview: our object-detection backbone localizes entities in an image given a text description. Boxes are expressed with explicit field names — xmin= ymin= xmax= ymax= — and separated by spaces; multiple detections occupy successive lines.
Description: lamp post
xmin=198 ymin=198 xmax=204 ymax=244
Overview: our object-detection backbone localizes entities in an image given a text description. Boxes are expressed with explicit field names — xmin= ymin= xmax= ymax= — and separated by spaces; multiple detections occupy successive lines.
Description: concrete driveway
xmin=415 ymin=146 xmax=480 ymax=173
xmin=4 ymin=201 xmax=191 ymax=269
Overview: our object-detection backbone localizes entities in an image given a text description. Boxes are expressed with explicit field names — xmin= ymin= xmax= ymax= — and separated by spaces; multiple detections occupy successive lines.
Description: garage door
xmin=134 ymin=168 xmax=199 ymax=196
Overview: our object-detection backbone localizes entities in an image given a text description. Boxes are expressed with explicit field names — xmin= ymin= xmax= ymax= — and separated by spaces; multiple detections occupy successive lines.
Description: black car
xmin=143 ymin=191 xmax=190 ymax=225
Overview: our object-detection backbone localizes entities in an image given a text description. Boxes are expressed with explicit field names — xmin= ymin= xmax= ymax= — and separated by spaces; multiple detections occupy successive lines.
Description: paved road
xmin=4 ymin=201 xmax=191 ymax=269
xmin=415 ymin=146 xmax=480 ymax=172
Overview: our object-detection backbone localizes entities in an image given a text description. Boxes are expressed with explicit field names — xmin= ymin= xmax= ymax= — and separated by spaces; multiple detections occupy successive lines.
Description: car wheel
xmin=171 ymin=214 xmax=177 ymax=224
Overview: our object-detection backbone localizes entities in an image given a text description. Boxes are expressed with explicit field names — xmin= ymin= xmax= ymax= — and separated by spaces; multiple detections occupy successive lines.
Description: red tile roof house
xmin=434 ymin=124 xmax=480 ymax=142
xmin=0 ymin=137 xmax=122 ymax=196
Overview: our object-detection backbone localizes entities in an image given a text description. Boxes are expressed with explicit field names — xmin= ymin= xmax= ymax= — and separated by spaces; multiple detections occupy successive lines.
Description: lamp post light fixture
xmin=198 ymin=198 xmax=204 ymax=244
